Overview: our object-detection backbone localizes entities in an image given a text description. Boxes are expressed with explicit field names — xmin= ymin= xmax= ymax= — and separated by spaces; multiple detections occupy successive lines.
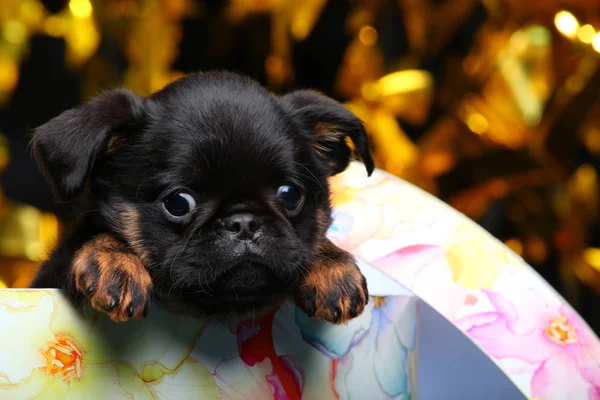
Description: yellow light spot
xmin=0 ymin=280 xmax=7 ymax=289
xmin=64 ymin=18 xmax=101 ymax=67
xmin=593 ymin=33 xmax=600 ymax=52
xmin=466 ymin=112 xmax=489 ymax=135
xmin=358 ymin=26 xmax=378 ymax=46
xmin=20 ymin=0 xmax=45 ymax=25
xmin=289 ymin=0 xmax=327 ymax=41
xmin=555 ymin=11 xmax=579 ymax=38
xmin=373 ymin=296 xmax=386 ymax=308
xmin=582 ymin=127 xmax=600 ymax=155
xmin=544 ymin=313 xmax=578 ymax=346
xmin=25 ymin=243 xmax=44 ymax=261
xmin=40 ymin=334 xmax=84 ymax=381
xmin=577 ymin=24 xmax=595 ymax=44
xmin=291 ymin=19 xmax=310 ymax=41
xmin=574 ymin=163 xmax=597 ymax=188
xmin=582 ymin=248 xmax=600 ymax=272
xmin=3 ymin=21 xmax=27 ymax=45
xmin=504 ymin=239 xmax=523 ymax=256
xmin=45 ymin=16 xmax=67 ymax=37
xmin=39 ymin=212 xmax=59 ymax=258
xmin=0 ymin=58 xmax=19 ymax=93
xmin=376 ymin=70 xmax=432 ymax=97
xmin=509 ymin=30 xmax=529 ymax=54
xmin=69 ymin=0 xmax=93 ymax=19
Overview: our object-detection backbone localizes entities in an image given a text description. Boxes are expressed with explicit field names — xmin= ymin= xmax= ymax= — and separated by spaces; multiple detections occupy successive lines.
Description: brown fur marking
xmin=72 ymin=234 xmax=153 ymax=322
xmin=295 ymin=237 xmax=368 ymax=324
xmin=106 ymin=132 xmax=128 ymax=154
xmin=313 ymin=122 xmax=344 ymax=154
xmin=116 ymin=204 xmax=149 ymax=264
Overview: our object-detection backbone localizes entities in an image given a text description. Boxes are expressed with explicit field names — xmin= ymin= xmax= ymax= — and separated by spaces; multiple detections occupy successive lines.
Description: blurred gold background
xmin=1 ymin=0 xmax=600 ymax=332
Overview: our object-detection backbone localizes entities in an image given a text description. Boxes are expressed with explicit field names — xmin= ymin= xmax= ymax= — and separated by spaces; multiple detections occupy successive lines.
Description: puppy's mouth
xmin=195 ymin=261 xmax=286 ymax=304
xmin=218 ymin=262 xmax=278 ymax=290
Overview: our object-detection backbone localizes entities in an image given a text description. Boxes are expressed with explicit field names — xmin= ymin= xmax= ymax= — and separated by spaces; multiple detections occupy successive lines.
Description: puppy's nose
xmin=223 ymin=213 xmax=261 ymax=240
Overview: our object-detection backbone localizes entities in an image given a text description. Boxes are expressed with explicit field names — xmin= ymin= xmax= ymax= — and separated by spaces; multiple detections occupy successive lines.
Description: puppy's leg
xmin=295 ymin=238 xmax=368 ymax=324
xmin=71 ymin=234 xmax=153 ymax=322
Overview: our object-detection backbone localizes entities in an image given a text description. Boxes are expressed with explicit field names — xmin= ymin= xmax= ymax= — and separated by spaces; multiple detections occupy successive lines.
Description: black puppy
xmin=30 ymin=72 xmax=374 ymax=324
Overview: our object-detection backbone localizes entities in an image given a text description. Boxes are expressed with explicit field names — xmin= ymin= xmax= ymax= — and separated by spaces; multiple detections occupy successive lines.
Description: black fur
xmin=30 ymin=71 xmax=373 ymax=321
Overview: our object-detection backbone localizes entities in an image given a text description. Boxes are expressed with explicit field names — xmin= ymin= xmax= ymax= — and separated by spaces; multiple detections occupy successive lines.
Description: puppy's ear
xmin=32 ymin=89 xmax=146 ymax=201
xmin=281 ymin=90 xmax=374 ymax=176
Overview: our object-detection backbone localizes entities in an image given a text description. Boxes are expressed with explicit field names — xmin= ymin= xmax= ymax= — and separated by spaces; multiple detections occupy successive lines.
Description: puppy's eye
xmin=277 ymin=184 xmax=305 ymax=217
xmin=163 ymin=191 xmax=196 ymax=217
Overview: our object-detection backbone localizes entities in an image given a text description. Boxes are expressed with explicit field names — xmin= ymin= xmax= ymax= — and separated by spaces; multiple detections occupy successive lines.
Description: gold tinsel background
xmin=1 ymin=0 xmax=600 ymax=332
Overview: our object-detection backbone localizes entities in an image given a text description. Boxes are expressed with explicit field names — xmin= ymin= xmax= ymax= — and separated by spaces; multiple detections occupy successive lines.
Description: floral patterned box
xmin=1 ymin=163 xmax=598 ymax=399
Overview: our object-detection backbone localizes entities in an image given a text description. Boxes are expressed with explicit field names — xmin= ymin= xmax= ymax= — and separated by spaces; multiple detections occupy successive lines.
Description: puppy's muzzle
xmin=221 ymin=213 xmax=262 ymax=241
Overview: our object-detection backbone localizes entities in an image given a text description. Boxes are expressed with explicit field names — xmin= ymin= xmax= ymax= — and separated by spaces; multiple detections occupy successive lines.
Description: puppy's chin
xmin=212 ymin=262 xmax=281 ymax=293
xmin=163 ymin=262 xmax=292 ymax=324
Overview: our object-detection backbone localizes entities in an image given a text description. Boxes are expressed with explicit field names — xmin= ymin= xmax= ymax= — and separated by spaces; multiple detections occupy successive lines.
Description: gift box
xmin=1 ymin=163 xmax=598 ymax=399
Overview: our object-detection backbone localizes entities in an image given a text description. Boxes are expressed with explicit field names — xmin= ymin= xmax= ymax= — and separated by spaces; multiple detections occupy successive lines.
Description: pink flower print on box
xmin=458 ymin=269 xmax=600 ymax=400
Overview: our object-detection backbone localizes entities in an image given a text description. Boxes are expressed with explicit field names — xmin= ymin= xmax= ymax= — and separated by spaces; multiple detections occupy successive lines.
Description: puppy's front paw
xmin=72 ymin=234 xmax=153 ymax=322
xmin=295 ymin=240 xmax=368 ymax=324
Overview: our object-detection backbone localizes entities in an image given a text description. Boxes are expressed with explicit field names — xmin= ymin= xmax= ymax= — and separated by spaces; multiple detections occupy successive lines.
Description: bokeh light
xmin=69 ymin=0 xmax=93 ymax=19
xmin=554 ymin=11 xmax=579 ymax=38
xmin=577 ymin=24 xmax=595 ymax=44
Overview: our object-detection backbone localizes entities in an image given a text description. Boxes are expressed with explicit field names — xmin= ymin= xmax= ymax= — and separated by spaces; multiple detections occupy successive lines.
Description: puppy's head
xmin=33 ymin=72 xmax=373 ymax=320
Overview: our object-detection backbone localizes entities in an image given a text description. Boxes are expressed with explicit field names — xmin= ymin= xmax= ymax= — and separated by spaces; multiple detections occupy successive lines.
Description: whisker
xmin=294 ymin=162 xmax=326 ymax=191
xmin=201 ymin=267 xmax=214 ymax=296
xmin=75 ymin=208 xmax=99 ymax=220
xmin=170 ymin=267 xmax=194 ymax=294
xmin=135 ymin=176 xmax=154 ymax=198
xmin=195 ymin=269 xmax=208 ymax=296
xmin=167 ymin=236 xmax=194 ymax=296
